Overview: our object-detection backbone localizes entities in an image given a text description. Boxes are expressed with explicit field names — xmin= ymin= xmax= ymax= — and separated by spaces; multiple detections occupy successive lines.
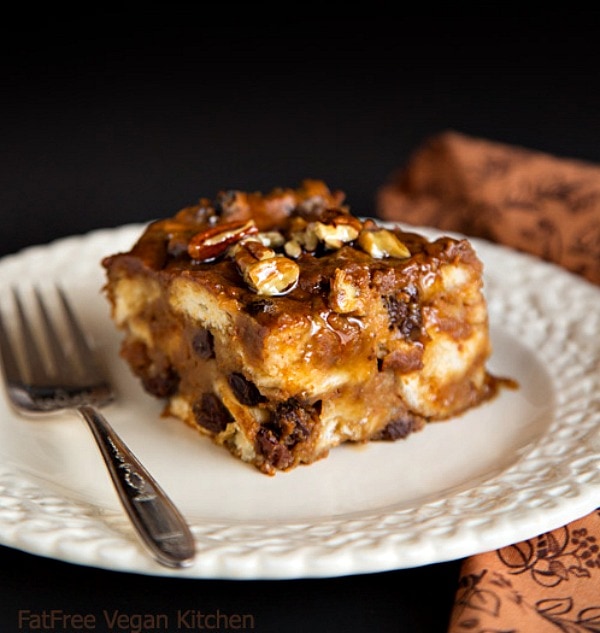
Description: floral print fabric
xmin=449 ymin=512 xmax=600 ymax=632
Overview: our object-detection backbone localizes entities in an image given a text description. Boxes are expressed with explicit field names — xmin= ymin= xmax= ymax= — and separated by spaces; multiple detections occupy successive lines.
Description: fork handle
xmin=77 ymin=404 xmax=196 ymax=568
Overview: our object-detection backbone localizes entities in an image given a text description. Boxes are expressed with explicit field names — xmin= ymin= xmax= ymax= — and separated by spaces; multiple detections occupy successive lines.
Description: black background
xmin=1 ymin=11 xmax=599 ymax=632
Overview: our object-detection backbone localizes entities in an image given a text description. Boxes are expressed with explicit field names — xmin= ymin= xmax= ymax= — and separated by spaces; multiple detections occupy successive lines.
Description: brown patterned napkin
xmin=448 ymin=510 xmax=600 ymax=632
xmin=376 ymin=131 xmax=600 ymax=633
xmin=377 ymin=130 xmax=600 ymax=285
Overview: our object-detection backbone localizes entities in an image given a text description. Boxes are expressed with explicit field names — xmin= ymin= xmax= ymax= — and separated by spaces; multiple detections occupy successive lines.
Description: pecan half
xmin=187 ymin=219 xmax=258 ymax=261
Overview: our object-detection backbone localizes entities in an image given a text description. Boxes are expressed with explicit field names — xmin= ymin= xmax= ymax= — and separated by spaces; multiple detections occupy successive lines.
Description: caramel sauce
xmin=103 ymin=180 xmax=513 ymax=474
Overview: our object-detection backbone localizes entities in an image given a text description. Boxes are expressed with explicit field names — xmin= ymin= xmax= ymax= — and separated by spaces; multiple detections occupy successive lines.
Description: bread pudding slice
xmin=102 ymin=180 xmax=498 ymax=475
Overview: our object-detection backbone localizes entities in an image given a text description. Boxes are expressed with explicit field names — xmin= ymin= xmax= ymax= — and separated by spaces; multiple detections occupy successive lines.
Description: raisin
xmin=255 ymin=398 xmax=318 ymax=470
xmin=245 ymin=299 xmax=276 ymax=316
xmin=383 ymin=287 xmax=422 ymax=341
xmin=228 ymin=372 xmax=265 ymax=406
xmin=193 ymin=393 xmax=233 ymax=434
xmin=141 ymin=366 xmax=180 ymax=398
xmin=122 ymin=339 xmax=151 ymax=373
xmin=373 ymin=414 xmax=419 ymax=440
xmin=256 ymin=427 xmax=294 ymax=470
xmin=192 ymin=328 xmax=215 ymax=360
xmin=273 ymin=398 xmax=312 ymax=447
xmin=215 ymin=190 xmax=238 ymax=215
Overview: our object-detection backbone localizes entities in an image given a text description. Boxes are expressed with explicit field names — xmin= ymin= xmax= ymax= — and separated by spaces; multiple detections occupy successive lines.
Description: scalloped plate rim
xmin=0 ymin=222 xmax=597 ymax=580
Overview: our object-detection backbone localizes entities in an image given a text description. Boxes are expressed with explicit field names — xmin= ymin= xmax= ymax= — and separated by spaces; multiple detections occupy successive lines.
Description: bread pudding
xmin=102 ymin=180 xmax=499 ymax=474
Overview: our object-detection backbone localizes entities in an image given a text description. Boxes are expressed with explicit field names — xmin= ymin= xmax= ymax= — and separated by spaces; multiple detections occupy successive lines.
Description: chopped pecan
xmin=283 ymin=239 xmax=303 ymax=259
xmin=288 ymin=216 xmax=319 ymax=252
xmin=329 ymin=268 xmax=367 ymax=314
xmin=256 ymin=231 xmax=285 ymax=249
xmin=230 ymin=237 xmax=274 ymax=263
xmin=231 ymin=239 xmax=300 ymax=296
xmin=358 ymin=228 xmax=411 ymax=259
xmin=314 ymin=218 xmax=360 ymax=249
xmin=247 ymin=258 xmax=300 ymax=296
xmin=287 ymin=212 xmax=362 ymax=252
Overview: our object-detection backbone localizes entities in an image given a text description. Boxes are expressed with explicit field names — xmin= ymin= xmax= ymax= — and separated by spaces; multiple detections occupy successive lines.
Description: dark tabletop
xmin=1 ymin=11 xmax=599 ymax=633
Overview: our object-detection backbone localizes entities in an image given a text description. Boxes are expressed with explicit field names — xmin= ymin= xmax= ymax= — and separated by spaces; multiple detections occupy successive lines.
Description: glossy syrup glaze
xmin=103 ymin=180 xmax=507 ymax=474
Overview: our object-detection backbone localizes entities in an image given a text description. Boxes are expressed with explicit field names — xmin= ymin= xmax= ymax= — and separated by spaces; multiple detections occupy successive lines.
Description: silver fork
xmin=0 ymin=286 xmax=196 ymax=569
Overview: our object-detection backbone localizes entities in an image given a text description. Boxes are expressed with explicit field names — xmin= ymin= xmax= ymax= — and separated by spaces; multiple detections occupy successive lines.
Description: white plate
xmin=0 ymin=223 xmax=598 ymax=580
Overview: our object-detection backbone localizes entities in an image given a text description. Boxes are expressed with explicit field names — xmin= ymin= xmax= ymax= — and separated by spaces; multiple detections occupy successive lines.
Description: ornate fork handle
xmin=78 ymin=405 xmax=195 ymax=568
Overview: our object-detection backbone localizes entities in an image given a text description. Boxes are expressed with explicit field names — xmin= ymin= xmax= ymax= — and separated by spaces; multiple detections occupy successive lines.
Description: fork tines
xmin=0 ymin=286 xmax=105 ymax=388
